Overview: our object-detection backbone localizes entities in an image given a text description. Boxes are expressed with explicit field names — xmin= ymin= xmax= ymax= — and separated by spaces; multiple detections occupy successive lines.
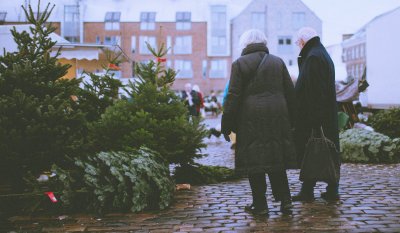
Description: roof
xmin=0 ymin=24 xmax=70 ymax=53
xmin=0 ymin=24 xmax=120 ymax=60
xmin=343 ymin=6 xmax=400 ymax=44
xmin=1 ymin=0 xmax=253 ymax=23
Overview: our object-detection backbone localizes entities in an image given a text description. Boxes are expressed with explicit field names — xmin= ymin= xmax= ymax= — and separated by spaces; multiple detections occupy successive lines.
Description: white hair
xmin=239 ymin=29 xmax=267 ymax=50
xmin=296 ymin=27 xmax=319 ymax=44
xmin=192 ymin=84 xmax=200 ymax=92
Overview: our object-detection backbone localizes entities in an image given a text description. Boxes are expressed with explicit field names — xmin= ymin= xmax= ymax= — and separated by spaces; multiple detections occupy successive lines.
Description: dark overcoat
xmin=182 ymin=90 xmax=200 ymax=116
xmin=294 ymin=37 xmax=340 ymax=165
xmin=222 ymin=43 xmax=297 ymax=175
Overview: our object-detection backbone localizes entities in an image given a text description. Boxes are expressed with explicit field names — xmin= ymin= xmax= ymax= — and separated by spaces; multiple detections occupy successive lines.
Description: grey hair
xmin=192 ymin=84 xmax=200 ymax=92
xmin=296 ymin=27 xmax=319 ymax=44
xmin=239 ymin=29 xmax=267 ymax=50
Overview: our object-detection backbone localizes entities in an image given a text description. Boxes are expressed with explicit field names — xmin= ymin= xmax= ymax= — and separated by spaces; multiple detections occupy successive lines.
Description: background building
xmin=342 ymin=6 xmax=400 ymax=109
xmin=231 ymin=0 xmax=321 ymax=77
xmin=0 ymin=0 xmax=321 ymax=94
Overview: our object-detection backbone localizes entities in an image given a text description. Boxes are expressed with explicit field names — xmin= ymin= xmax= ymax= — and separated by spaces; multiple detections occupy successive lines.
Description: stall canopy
xmin=0 ymin=24 xmax=114 ymax=60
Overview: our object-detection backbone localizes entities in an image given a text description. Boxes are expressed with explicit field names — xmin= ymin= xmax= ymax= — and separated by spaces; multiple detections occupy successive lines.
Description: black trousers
xmin=248 ymin=171 xmax=291 ymax=209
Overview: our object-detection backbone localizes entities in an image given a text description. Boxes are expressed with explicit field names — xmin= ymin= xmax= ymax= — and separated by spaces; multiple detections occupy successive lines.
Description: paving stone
xmin=4 ymin=117 xmax=400 ymax=232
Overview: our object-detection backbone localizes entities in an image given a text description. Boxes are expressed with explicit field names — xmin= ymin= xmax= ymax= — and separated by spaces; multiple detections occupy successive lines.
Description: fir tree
xmin=91 ymin=43 xmax=208 ymax=165
xmin=0 ymin=3 xmax=86 ymax=185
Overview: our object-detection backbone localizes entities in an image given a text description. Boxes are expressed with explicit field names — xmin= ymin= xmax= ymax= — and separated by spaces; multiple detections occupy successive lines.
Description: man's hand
xmin=223 ymin=134 xmax=231 ymax=142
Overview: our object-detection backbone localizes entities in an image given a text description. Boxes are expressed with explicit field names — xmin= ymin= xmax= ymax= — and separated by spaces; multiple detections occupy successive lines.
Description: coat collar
xmin=299 ymin=36 xmax=321 ymax=58
xmin=241 ymin=43 xmax=269 ymax=56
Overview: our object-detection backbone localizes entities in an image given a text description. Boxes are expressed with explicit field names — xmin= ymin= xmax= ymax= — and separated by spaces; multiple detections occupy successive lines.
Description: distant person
xmin=221 ymin=29 xmax=297 ymax=216
xmin=292 ymin=27 xmax=341 ymax=202
xmin=192 ymin=84 xmax=205 ymax=117
xmin=209 ymin=90 xmax=219 ymax=116
xmin=181 ymin=83 xmax=200 ymax=117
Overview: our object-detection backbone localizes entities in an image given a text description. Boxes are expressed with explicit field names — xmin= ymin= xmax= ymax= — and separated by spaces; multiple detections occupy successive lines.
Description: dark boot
xmin=245 ymin=203 xmax=269 ymax=215
xmin=248 ymin=173 xmax=269 ymax=216
xmin=292 ymin=181 xmax=315 ymax=202
xmin=321 ymin=182 xmax=340 ymax=201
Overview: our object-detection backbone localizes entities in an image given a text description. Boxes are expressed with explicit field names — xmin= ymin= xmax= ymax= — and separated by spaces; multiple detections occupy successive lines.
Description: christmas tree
xmin=90 ymin=42 xmax=208 ymax=165
xmin=0 ymin=3 xmax=86 ymax=187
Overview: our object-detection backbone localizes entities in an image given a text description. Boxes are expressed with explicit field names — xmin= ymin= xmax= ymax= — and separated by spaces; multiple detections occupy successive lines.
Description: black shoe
xmin=209 ymin=128 xmax=221 ymax=138
xmin=280 ymin=199 xmax=293 ymax=215
xmin=292 ymin=192 xmax=314 ymax=202
xmin=244 ymin=204 xmax=269 ymax=215
xmin=321 ymin=192 xmax=340 ymax=201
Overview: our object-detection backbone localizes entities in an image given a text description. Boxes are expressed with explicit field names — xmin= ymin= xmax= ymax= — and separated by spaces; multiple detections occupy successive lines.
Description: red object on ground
xmin=45 ymin=192 xmax=58 ymax=203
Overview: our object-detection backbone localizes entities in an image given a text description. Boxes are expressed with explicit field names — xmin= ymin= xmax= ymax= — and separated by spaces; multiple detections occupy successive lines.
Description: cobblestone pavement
xmin=4 ymin=116 xmax=400 ymax=232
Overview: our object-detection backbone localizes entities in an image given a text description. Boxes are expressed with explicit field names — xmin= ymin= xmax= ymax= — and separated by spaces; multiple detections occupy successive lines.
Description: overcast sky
xmin=301 ymin=0 xmax=400 ymax=46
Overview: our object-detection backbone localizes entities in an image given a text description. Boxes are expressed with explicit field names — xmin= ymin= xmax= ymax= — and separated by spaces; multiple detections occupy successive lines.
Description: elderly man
xmin=293 ymin=27 xmax=340 ymax=202
xmin=181 ymin=83 xmax=200 ymax=117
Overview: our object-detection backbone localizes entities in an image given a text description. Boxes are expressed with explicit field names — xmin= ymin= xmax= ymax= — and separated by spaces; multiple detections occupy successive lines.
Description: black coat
xmin=222 ymin=43 xmax=297 ymax=175
xmin=294 ymin=37 xmax=340 ymax=165
xmin=182 ymin=90 xmax=200 ymax=116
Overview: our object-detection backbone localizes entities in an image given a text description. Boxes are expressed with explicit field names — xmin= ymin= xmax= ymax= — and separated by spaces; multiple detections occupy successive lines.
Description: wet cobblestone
xmin=3 ymin=116 xmax=400 ymax=232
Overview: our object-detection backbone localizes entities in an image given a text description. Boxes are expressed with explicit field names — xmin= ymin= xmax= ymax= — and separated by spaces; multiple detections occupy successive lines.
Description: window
xmin=104 ymin=36 xmax=121 ymax=46
xmin=355 ymin=64 xmax=359 ymax=78
xmin=251 ymin=12 xmax=265 ymax=31
xmin=64 ymin=5 xmax=80 ymax=42
xmin=292 ymin=12 xmax=305 ymax=29
xmin=210 ymin=5 xmax=227 ymax=55
xmin=210 ymin=59 xmax=227 ymax=78
xmin=360 ymin=45 xmax=365 ymax=58
xmin=166 ymin=36 xmax=172 ymax=54
xmin=95 ymin=36 xmax=101 ymax=44
xmin=174 ymin=36 xmax=192 ymax=54
xmin=0 ymin=12 xmax=6 ymax=23
xmin=139 ymin=36 xmax=156 ymax=54
xmin=211 ymin=36 xmax=226 ymax=55
xmin=131 ymin=36 xmax=136 ymax=53
xmin=140 ymin=12 xmax=156 ymax=30
xmin=360 ymin=63 xmax=365 ymax=76
xmin=211 ymin=6 xmax=226 ymax=31
xmin=176 ymin=12 xmax=191 ymax=30
xmin=202 ymin=60 xmax=207 ymax=78
xmin=355 ymin=46 xmax=359 ymax=59
xmin=175 ymin=60 xmax=193 ymax=78
xmin=289 ymin=60 xmax=293 ymax=66
xmin=166 ymin=60 xmax=172 ymax=69
xmin=278 ymin=36 xmax=292 ymax=54
xmin=105 ymin=12 xmax=121 ymax=30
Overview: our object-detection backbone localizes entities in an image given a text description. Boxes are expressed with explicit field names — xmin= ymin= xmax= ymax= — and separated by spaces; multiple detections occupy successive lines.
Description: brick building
xmin=0 ymin=0 xmax=321 ymax=94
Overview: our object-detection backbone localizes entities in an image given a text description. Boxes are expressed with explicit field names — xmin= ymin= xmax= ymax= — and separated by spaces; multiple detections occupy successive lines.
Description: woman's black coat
xmin=222 ymin=43 xmax=297 ymax=175
xmin=294 ymin=37 xmax=340 ymax=165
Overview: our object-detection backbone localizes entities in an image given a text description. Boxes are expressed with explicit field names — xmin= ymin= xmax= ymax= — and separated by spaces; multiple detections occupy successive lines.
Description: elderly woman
xmin=222 ymin=29 xmax=297 ymax=215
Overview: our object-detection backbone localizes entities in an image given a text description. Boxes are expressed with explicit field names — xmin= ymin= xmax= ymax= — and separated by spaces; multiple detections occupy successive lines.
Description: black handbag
xmin=299 ymin=127 xmax=340 ymax=183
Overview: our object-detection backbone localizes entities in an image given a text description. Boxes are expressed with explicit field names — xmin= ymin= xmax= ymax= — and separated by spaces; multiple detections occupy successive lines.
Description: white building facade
xmin=342 ymin=7 xmax=400 ymax=109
